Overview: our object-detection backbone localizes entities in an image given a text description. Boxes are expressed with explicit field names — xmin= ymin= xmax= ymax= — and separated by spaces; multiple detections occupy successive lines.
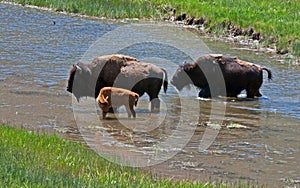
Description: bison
xmin=113 ymin=61 xmax=168 ymax=112
xmin=67 ymin=54 xmax=137 ymax=100
xmin=171 ymin=54 xmax=272 ymax=98
xmin=66 ymin=54 xmax=168 ymax=112
xmin=97 ymin=87 xmax=139 ymax=119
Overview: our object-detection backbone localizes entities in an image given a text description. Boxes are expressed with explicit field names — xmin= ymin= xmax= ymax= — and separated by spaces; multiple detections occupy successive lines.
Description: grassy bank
xmin=7 ymin=0 xmax=300 ymax=55
xmin=9 ymin=0 xmax=158 ymax=18
xmin=153 ymin=0 xmax=299 ymax=53
xmin=0 ymin=125 xmax=216 ymax=187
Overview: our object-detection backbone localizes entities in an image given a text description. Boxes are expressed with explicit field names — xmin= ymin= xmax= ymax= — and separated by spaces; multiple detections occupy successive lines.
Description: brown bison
xmin=113 ymin=61 xmax=168 ymax=112
xmin=97 ymin=87 xmax=139 ymax=119
xmin=171 ymin=54 xmax=272 ymax=98
xmin=66 ymin=54 xmax=168 ymax=112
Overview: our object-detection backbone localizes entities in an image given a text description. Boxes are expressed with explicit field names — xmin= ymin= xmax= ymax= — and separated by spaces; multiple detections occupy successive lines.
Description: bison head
xmin=66 ymin=62 xmax=93 ymax=102
xmin=97 ymin=96 xmax=110 ymax=112
xmin=171 ymin=63 xmax=194 ymax=91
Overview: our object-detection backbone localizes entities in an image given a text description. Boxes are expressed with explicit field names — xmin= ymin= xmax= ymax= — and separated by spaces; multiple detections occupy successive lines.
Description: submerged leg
xmin=255 ymin=91 xmax=263 ymax=98
xmin=130 ymin=106 xmax=136 ymax=118
xmin=125 ymin=106 xmax=132 ymax=118
xmin=102 ymin=112 xmax=107 ymax=119
xmin=246 ymin=89 xmax=256 ymax=98
xmin=150 ymin=97 xmax=160 ymax=113
xmin=198 ymin=87 xmax=211 ymax=98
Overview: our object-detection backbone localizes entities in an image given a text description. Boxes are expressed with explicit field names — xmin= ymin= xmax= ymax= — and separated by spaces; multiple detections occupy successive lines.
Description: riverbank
xmin=1 ymin=125 xmax=214 ymax=187
xmin=2 ymin=125 xmax=259 ymax=187
xmin=4 ymin=0 xmax=300 ymax=58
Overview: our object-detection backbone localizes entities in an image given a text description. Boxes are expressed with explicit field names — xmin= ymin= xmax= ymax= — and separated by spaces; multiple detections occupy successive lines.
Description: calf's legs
xmin=125 ymin=106 xmax=136 ymax=118
xmin=102 ymin=112 xmax=107 ymax=119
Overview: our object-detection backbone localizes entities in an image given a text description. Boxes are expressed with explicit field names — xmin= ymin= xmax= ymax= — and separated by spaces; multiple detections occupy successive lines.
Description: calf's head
xmin=97 ymin=96 xmax=110 ymax=112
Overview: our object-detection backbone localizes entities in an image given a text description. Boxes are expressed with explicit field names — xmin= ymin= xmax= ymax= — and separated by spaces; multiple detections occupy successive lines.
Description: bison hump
xmin=209 ymin=54 xmax=223 ymax=58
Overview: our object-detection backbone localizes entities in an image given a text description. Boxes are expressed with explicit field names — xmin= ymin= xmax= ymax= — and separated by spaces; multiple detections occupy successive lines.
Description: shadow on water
xmin=1 ymin=2 xmax=300 ymax=186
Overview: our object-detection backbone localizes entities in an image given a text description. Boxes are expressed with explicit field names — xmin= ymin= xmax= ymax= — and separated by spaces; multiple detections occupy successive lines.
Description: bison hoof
xmin=151 ymin=108 xmax=160 ymax=113
xmin=198 ymin=88 xmax=211 ymax=98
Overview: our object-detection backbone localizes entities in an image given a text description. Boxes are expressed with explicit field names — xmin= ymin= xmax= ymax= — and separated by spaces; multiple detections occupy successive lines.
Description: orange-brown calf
xmin=97 ymin=87 xmax=139 ymax=119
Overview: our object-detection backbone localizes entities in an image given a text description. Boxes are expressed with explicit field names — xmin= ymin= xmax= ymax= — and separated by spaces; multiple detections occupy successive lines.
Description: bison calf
xmin=97 ymin=87 xmax=139 ymax=119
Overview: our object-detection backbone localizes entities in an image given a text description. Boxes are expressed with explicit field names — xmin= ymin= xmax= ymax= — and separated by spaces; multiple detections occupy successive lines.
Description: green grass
xmin=7 ymin=0 xmax=300 ymax=54
xmin=11 ymin=0 xmax=158 ymax=19
xmin=152 ymin=0 xmax=299 ymax=52
xmin=1 ymin=124 xmax=221 ymax=187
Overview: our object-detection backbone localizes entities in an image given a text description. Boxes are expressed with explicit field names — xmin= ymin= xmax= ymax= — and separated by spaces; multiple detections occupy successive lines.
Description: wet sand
xmin=0 ymin=77 xmax=79 ymax=139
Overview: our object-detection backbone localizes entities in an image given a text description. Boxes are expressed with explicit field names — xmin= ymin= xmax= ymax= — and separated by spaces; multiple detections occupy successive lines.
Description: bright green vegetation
xmin=153 ymin=0 xmax=300 ymax=52
xmin=8 ymin=0 xmax=300 ymax=54
xmin=11 ymin=0 xmax=158 ymax=18
xmin=0 ymin=125 xmax=218 ymax=187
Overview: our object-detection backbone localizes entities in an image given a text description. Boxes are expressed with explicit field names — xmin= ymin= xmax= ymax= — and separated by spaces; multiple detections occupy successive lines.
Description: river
xmin=1 ymin=3 xmax=299 ymax=186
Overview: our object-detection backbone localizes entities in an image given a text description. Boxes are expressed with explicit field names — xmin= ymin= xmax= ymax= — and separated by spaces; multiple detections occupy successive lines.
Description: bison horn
xmin=75 ymin=65 xmax=82 ymax=71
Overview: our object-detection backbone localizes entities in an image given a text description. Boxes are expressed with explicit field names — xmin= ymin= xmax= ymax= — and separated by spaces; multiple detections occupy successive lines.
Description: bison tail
xmin=162 ymin=68 xmax=168 ymax=93
xmin=134 ymin=94 xmax=139 ymax=106
xmin=262 ymin=67 xmax=272 ymax=80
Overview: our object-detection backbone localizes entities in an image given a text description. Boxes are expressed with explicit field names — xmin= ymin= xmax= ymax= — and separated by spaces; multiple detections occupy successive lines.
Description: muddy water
xmin=1 ymin=3 xmax=300 ymax=186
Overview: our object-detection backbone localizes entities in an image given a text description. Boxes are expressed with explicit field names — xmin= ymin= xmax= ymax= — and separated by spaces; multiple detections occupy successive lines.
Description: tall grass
xmin=152 ymin=0 xmax=299 ymax=51
xmin=9 ymin=0 xmax=299 ymax=54
xmin=1 ymin=125 xmax=218 ymax=187
xmin=12 ymin=0 xmax=158 ymax=18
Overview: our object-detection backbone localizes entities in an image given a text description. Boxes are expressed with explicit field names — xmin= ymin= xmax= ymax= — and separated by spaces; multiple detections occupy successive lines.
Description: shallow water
xmin=1 ymin=3 xmax=300 ymax=186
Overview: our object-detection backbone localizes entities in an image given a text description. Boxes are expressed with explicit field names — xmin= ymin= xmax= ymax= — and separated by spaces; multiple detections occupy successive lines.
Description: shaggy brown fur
xmin=171 ymin=54 xmax=272 ymax=98
xmin=97 ymin=87 xmax=139 ymax=119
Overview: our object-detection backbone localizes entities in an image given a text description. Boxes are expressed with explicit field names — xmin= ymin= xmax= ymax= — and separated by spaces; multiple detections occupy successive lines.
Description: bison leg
xmin=247 ymin=80 xmax=263 ymax=98
xmin=246 ymin=86 xmax=262 ymax=98
xmin=125 ymin=106 xmax=133 ymax=118
xmin=198 ymin=87 xmax=211 ymax=98
xmin=102 ymin=112 xmax=107 ymax=119
xmin=108 ymin=107 xmax=117 ymax=113
xmin=255 ymin=91 xmax=262 ymax=98
xmin=129 ymin=106 xmax=136 ymax=118
xmin=246 ymin=88 xmax=257 ymax=98
xmin=150 ymin=97 xmax=160 ymax=113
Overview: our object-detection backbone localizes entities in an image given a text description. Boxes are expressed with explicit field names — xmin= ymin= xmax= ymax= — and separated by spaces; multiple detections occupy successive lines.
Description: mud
xmin=0 ymin=77 xmax=80 ymax=140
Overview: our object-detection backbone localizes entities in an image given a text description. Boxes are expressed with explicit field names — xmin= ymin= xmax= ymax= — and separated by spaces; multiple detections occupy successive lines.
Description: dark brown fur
xmin=66 ymin=54 xmax=168 ymax=112
xmin=171 ymin=54 xmax=272 ymax=98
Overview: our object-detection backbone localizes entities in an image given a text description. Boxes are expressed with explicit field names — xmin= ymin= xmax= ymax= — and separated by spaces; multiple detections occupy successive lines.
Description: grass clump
xmin=0 ymin=124 xmax=216 ymax=187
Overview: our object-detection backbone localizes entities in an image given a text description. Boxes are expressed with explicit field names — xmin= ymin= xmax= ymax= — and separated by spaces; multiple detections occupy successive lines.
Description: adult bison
xmin=114 ymin=61 xmax=168 ymax=112
xmin=66 ymin=54 xmax=168 ymax=112
xmin=171 ymin=54 xmax=272 ymax=98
